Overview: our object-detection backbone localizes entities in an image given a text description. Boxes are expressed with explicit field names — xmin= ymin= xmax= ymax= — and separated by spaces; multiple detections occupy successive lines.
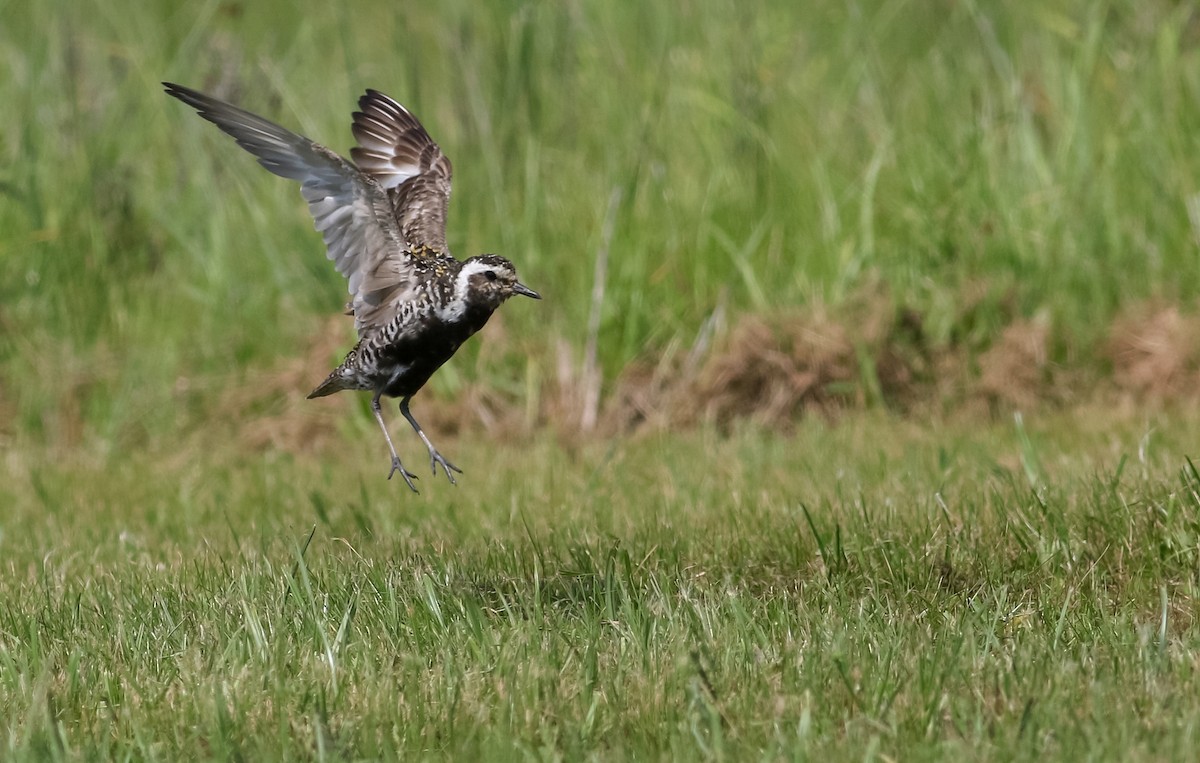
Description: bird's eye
xmin=484 ymin=270 xmax=498 ymax=281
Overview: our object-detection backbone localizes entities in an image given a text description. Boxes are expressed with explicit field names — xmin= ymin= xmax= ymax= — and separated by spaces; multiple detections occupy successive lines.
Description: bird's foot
xmin=388 ymin=457 xmax=420 ymax=493
xmin=429 ymin=450 xmax=463 ymax=484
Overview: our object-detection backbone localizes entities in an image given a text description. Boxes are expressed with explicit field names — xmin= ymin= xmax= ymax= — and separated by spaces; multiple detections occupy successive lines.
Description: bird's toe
xmin=388 ymin=458 xmax=421 ymax=492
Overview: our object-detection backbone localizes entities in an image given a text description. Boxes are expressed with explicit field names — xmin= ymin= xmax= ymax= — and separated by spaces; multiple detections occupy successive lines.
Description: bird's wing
xmin=349 ymin=90 xmax=454 ymax=254
xmin=164 ymin=82 xmax=419 ymax=337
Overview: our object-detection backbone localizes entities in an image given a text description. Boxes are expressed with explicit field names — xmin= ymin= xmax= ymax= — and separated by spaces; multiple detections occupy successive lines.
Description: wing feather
xmin=164 ymin=82 xmax=414 ymax=336
xmin=350 ymin=90 xmax=454 ymax=254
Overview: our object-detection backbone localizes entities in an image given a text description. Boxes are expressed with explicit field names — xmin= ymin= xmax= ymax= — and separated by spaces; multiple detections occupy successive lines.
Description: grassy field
xmin=5 ymin=0 xmax=1200 ymax=759
xmin=6 ymin=410 xmax=1200 ymax=759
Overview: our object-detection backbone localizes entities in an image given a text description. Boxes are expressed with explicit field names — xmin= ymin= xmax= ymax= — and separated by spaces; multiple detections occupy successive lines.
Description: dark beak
xmin=513 ymin=282 xmax=541 ymax=300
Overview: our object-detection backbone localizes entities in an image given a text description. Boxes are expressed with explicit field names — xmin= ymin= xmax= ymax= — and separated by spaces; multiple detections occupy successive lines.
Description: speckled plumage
xmin=165 ymin=83 xmax=540 ymax=490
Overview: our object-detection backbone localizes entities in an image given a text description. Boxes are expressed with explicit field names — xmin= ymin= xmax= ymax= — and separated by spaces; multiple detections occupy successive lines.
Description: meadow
xmin=4 ymin=0 xmax=1200 ymax=759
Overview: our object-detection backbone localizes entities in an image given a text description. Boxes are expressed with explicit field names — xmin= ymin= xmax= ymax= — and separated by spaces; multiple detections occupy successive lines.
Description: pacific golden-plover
xmin=164 ymin=83 xmax=540 ymax=491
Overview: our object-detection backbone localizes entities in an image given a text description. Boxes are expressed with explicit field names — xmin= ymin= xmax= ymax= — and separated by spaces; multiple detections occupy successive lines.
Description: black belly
xmin=379 ymin=310 xmax=490 ymax=398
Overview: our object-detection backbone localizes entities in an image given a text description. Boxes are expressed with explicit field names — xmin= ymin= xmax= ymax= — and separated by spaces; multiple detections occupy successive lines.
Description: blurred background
xmin=3 ymin=0 xmax=1200 ymax=464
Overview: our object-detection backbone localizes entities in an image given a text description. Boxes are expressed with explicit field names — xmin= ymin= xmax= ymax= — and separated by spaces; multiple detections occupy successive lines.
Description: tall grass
xmin=3 ymin=1 xmax=1200 ymax=443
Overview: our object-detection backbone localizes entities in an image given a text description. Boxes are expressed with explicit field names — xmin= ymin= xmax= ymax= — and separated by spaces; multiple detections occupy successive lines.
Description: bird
xmin=164 ymin=82 xmax=540 ymax=491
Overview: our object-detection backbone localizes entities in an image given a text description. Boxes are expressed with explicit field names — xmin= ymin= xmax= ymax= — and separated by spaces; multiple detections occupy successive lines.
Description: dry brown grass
xmin=1105 ymin=304 xmax=1200 ymax=400
xmin=977 ymin=314 xmax=1053 ymax=410
xmin=693 ymin=311 xmax=857 ymax=427
xmin=204 ymin=295 xmax=1200 ymax=453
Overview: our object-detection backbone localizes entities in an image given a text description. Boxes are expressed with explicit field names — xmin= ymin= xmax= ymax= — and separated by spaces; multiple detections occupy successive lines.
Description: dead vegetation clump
xmin=685 ymin=285 xmax=935 ymax=429
xmin=600 ymin=352 xmax=691 ymax=435
xmin=692 ymin=311 xmax=857 ymax=428
xmin=976 ymin=315 xmax=1053 ymax=410
xmin=1105 ymin=304 xmax=1200 ymax=399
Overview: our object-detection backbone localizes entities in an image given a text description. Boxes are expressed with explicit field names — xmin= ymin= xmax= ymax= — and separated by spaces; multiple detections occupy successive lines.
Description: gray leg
xmin=372 ymin=391 xmax=419 ymax=492
xmin=399 ymin=396 xmax=462 ymax=484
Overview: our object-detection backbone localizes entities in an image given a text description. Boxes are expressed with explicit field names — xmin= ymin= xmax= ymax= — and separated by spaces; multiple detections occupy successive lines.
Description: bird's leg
xmin=371 ymin=391 xmax=419 ymax=492
xmin=399 ymin=396 xmax=462 ymax=484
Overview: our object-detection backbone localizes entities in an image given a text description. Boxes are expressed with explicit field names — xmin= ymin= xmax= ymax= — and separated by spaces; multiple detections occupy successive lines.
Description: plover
xmin=164 ymin=82 xmax=540 ymax=491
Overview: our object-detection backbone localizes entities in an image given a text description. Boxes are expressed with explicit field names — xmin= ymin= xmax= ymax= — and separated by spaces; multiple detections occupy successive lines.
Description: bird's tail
xmin=307 ymin=371 xmax=354 ymax=399
xmin=308 ymin=343 xmax=366 ymax=399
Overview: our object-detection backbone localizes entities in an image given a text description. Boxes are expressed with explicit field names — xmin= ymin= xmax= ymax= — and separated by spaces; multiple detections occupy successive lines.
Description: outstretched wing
xmin=350 ymin=90 xmax=454 ymax=254
xmin=164 ymin=82 xmax=416 ymax=337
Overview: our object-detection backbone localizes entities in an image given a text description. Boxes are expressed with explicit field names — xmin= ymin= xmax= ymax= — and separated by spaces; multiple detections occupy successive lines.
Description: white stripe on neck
xmin=436 ymin=261 xmax=490 ymax=322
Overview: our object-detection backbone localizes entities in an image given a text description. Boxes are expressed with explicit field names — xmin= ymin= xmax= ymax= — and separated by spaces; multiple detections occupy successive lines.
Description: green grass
xmin=5 ymin=1 xmax=1200 ymax=759
xmin=6 ymin=409 xmax=1200 ymax=759
xmin=4 ymin=1 xmax=1200 ymax=444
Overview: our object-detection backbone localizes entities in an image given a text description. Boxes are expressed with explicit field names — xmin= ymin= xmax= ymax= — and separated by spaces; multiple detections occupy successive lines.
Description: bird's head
xmin=458 ymin=255 xmax=540 ymax=309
